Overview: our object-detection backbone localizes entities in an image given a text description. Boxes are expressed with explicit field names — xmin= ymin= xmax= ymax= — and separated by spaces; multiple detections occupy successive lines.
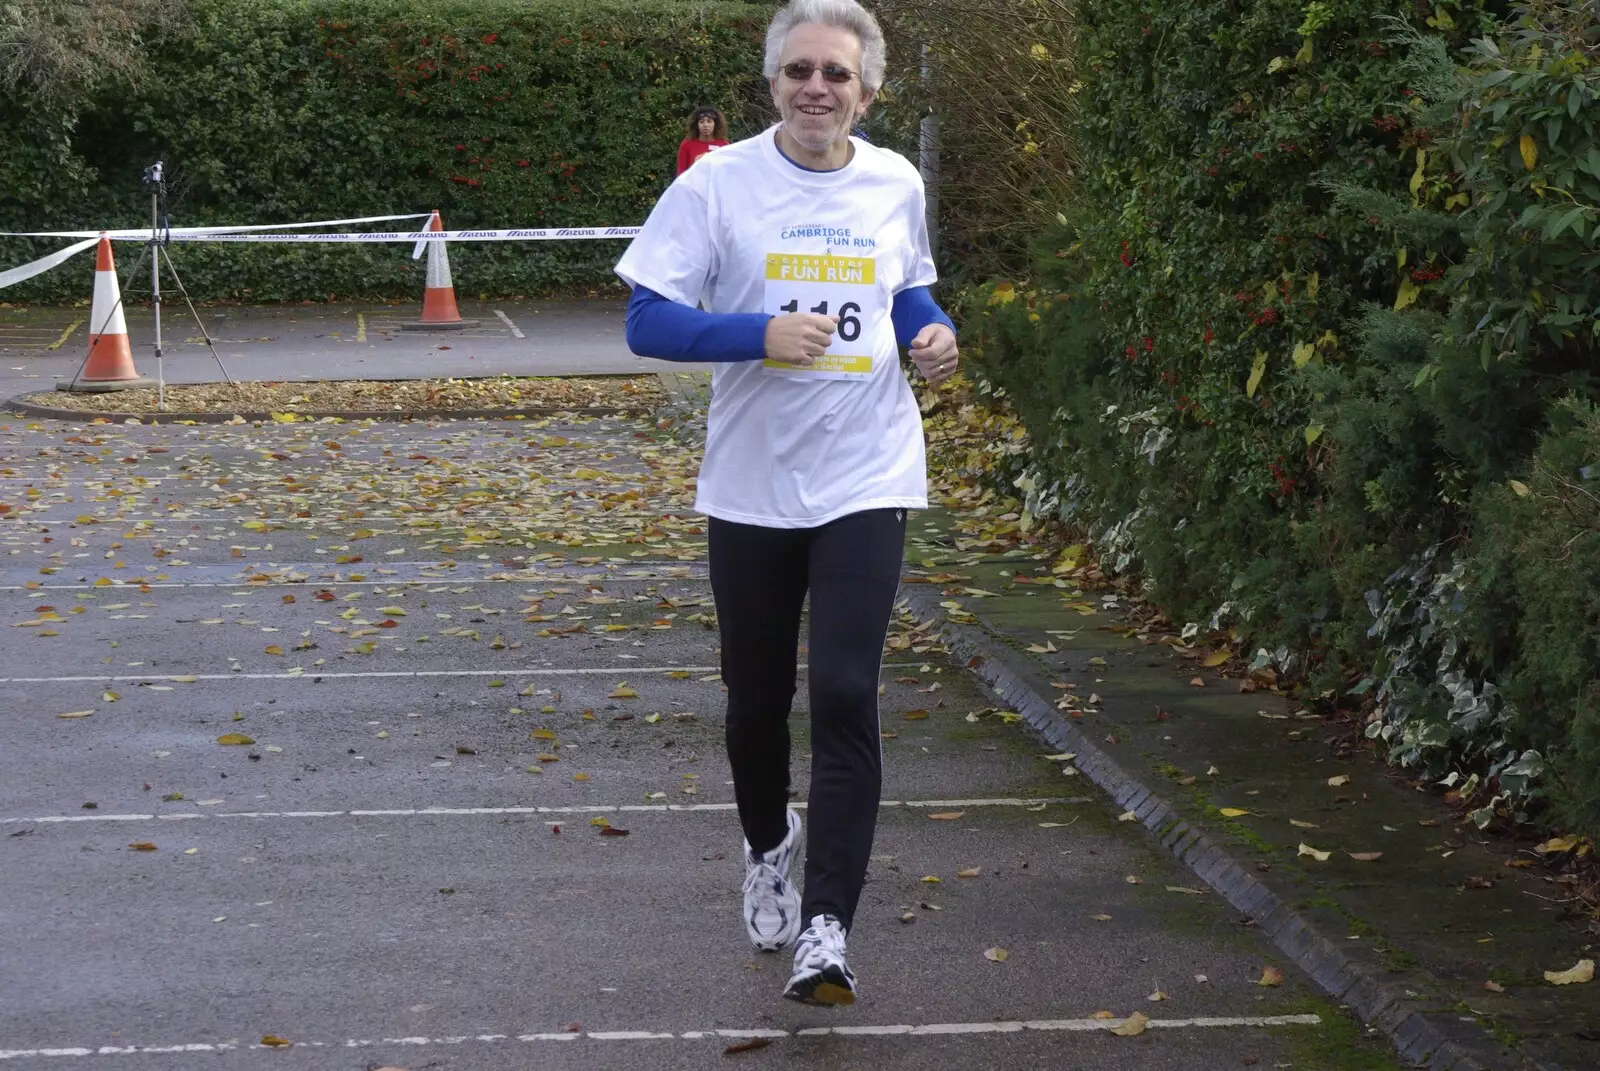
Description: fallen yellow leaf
xmin=215 ymin=733 xmax=255 ymax=746
xmin=927 ymin=812 xmax=965 ymax=821
xmin=957 ymin=867 xmax=981 ymax=878
xmin=1545 ymin=959 xmax=1594 ymax=986
xmin=1202 ymin=649 xmax=1230 ymax=667
xmin=260 ymin=1035 xmax=292 ymax=1048
xmin=1298 ymin=843 xmax=1331 ymax=862
xmin=1327 ymin=774 xmax=1351 ymax=787
xmin=1218 ymin=807 xmax=1251 ymax=818
xmin=984 ymin=947 xmax=1008 ymax=963
xmin=1111 ymin=1011 xmax=1149 ymax=1037
xmin=1257 ymin=966 xmax=1284 ymax=987
xmin=57 ymin=710 xmax=94 ymax=719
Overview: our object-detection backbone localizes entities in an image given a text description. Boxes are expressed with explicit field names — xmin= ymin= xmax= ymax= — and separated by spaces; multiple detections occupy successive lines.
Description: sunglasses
xmin=780 ymin=61 xmax=858 ymax=84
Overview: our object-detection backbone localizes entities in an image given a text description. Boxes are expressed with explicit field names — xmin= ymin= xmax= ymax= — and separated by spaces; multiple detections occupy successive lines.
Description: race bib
xmin=761 ymin=252 xmax=881 ymax=381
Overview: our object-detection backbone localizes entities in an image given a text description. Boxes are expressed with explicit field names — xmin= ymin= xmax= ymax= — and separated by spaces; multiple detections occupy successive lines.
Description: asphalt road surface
xmin=0 ymin=414 xmax=1400 ymax=1069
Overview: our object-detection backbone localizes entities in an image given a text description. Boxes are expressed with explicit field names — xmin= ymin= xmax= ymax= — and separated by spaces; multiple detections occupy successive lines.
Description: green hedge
xmin=0 ymin=0 xmax=774 ymax=302
xmin=966 ymin=0 xmax=1600 ymax=833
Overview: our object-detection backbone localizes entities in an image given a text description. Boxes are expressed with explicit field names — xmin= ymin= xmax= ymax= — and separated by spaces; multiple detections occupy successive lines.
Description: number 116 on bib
xmin=762 ymin=252 xmax=880 ymax=379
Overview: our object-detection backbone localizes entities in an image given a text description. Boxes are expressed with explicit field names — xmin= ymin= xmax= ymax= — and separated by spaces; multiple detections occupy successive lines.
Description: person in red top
xmin=676 ymin=106 xmax=730 ymax=175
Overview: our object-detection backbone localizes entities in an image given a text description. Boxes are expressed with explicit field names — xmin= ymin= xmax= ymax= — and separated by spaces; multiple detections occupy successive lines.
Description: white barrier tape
xmin=0 ymin=219 xmax=637 ymax=288
xmin=0 ymin=212 xmax=432 ymax=240
xmin=0 ymin=238 xmax=99 ymax=291
xmin=162 ymin=226 xmax=642 ymax=247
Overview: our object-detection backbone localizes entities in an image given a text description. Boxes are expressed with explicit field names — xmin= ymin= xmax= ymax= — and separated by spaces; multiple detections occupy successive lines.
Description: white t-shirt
xmin=615 ymin=126 xmax=936 ymax=528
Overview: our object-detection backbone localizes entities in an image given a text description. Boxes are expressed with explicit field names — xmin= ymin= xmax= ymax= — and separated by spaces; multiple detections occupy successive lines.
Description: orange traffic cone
xmin=59 ymin=235 xmax=153 ymax=392
xmin=403 ymin=210 xmax=477 ymax=330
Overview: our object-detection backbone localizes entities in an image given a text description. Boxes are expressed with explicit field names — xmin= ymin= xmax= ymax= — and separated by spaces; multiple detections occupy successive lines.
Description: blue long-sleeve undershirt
xmin=624 ymin=284 xmax=955 ymax=363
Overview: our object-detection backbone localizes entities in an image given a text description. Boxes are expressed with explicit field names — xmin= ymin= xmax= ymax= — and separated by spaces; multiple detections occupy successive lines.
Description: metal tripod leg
xmin=158 ymin=245 xmax=237 ymax=388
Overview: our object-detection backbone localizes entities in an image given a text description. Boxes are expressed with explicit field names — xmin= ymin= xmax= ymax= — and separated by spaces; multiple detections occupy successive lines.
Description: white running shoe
xmin=742 ymin=807 xmax=802 ymax=952
xmin=783 ymin=913 xmax=857 ymax=1006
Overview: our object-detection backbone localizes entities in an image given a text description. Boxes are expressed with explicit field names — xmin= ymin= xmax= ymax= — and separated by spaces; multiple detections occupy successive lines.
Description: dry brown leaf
xmin=260 ymin=1036 xmax=291 ymax=1048
xmin=724 ymin=1037 xmax=772 ymax=1055
xmin=903 ymin=708 xmax=929 ymax=720
xmin=927 ymin=811 xmax=965 ymax=821
xmin=128 ymin=842 xmax=157 ymax=851
xmin=1257 ymin=966 xmax=1284 ymax=987
xmin=1483 ymin=980 xmax=1506 ymax=993
xmin=1091 ymin=1010 xmax=1116 ymax=1020
xmin=1347 ymin=852 xmax=1383 ymax=862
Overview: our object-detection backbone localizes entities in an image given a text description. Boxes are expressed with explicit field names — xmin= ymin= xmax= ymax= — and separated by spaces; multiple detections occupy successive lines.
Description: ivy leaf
xmin=1394 ymin=277 xmax=1420 ymax=310
xmin=1245 ymin=350 xmax=1267 ymax=398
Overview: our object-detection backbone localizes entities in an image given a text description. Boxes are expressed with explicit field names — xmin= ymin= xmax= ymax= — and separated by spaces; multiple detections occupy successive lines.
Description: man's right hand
xmin=763 ymin=313 xmax=837 ymax=366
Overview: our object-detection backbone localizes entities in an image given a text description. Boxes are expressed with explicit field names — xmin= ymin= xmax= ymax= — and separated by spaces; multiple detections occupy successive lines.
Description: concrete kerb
xmin=900 ymin=586 xmax=1553 ymax=1071
xmin=3 ymin=393 xmax=648 ymax=425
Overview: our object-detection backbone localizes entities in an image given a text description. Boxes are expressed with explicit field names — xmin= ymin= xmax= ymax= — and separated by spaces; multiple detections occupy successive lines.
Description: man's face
xmin=769 ymin=23 xmax=874 ymax=154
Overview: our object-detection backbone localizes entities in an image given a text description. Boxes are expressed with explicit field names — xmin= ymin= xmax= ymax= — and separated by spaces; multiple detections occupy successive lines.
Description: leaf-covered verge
xmin=0 ymin=0 xmax=773 ymax=303
xmin=962 ymin=1 xmax=1600 ymax=837
xmin=18 ymin=375 xmax=664 ymax=415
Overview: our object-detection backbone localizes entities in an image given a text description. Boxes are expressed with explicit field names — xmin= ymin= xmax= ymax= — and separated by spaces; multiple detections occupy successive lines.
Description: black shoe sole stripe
xmin=783 ymin=964 xmax=856 ymax=1006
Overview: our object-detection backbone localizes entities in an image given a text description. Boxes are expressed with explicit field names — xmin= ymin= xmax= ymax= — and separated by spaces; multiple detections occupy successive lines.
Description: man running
xmin=614 ymin=0 xmax=959 ymax=1006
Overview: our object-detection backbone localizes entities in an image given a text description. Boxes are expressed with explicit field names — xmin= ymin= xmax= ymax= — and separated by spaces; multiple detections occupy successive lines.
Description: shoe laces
xmin=801 ymin=914 xmax=846 ymax=955
xmin=743 ymin=858 xmax=786 ymax=898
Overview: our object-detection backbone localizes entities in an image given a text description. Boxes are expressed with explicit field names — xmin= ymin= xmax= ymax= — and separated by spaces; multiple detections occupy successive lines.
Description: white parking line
xmin=0 ymin=665 xmax=724 ymax=685
xmin=493 ymin=309 xmax=526 ymax=338
xmin=0 ymin=797 xmax=1085 ymax=826
xmin=0 ymin=1014 xmax=1322 ymax=1058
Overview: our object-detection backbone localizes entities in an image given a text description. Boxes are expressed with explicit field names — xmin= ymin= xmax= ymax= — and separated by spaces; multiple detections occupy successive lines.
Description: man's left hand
xmin=909 ymin=323 xmax=959 ymax=386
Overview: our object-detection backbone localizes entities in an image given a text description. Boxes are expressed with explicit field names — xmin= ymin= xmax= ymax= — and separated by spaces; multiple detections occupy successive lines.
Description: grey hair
xmin=763 ymin=0 xmax=887 ymax=93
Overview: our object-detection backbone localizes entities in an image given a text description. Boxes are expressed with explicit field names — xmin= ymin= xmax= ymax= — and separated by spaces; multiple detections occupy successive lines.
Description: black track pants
xmin=708 ymin=508 xmax=907 ymax=933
